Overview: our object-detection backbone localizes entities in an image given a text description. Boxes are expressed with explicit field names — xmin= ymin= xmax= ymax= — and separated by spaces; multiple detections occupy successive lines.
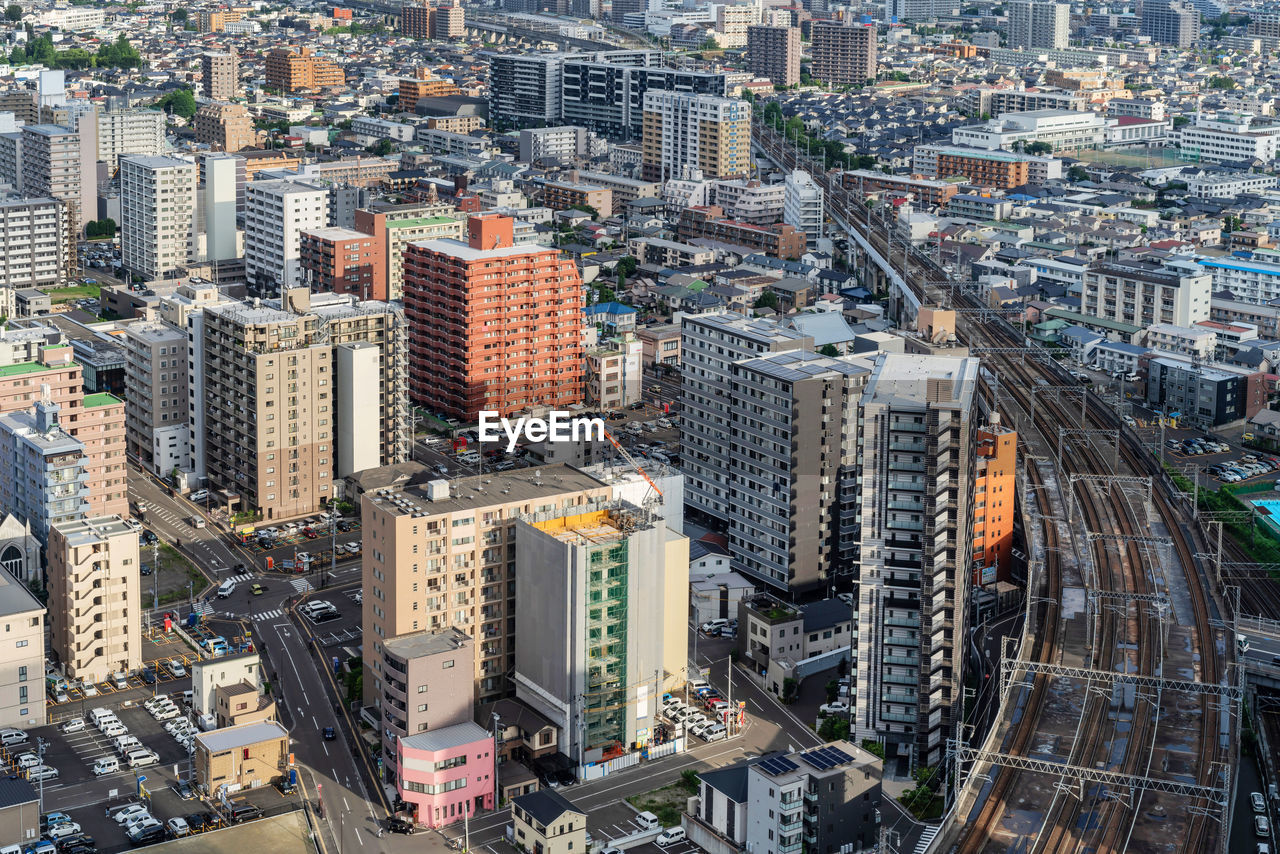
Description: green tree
xmin=818 ymin=343 xmax=840 ymax=357
xmin=825 ymin=679 xmax=839 ymax=703
xmin=818 ymin=715 xmax=850 ymax=741
xmin=96 ymin=35 xmax=142 ymax=69
xmin=154 ymin=88 xmax=196 ymax=119
xmin=366 ymin=137 xmax=395 ymax=156
xmin=1208 ymin=76 xmax=1236 ymax=89
xmin=570 ymin=203 xmax=599 ymax=220
xmin=86 ymin=218 xmax=117 ymax=238
xmin=780 ymin=677 xmax=798 ymax=703
xmin=7 ymin=45 xmax=23 ymax=64
xmin=698 ymin=36 xmax=720 ymax=50
xmin=170 ymin=7 xmax=186 ymax=22
xmin=616 ymin=255 xmax=638 ymax=278
xmin=1173 ymin=116 xmax=1190 ymax=128
xmin=3 ymin=4 xmax=21 ymax=22
xmin=1068 ymin=165 xmax=1090 ymax=182
xmin=1025 ymin=141 xmax=1053 ymax=155
xmin=753 ymin=291 xmax=780 ymax=311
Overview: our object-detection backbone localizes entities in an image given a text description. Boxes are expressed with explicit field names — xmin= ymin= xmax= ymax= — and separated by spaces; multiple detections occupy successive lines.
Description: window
xmin=443 ymin=660 xmax=454 ymax=669
xmin=17 ymin=666 xmax=25 ymax=682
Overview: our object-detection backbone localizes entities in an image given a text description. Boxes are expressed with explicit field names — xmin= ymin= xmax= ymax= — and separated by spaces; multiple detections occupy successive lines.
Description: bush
xmin=818 ymin=716 xmax=850 ymax=741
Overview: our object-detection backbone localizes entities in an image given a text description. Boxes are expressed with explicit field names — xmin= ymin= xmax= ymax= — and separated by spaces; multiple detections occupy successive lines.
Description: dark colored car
xmin=302 ymin=528 xmax=317 ymax=539
xmin=55 ymin=836 xmax=94 ymax=852
xmin=338 ymin=520 xmax=356 ymax=532
xmin=386 ymin=818 xmax=416 ymax=835
xmin=555 ymin=769 xmax=577 ymax=786
xmin=232 ymin=563 xmax=246 ymax=573
xmin=141 ymin=531 xmax=158 ymax=546
xmin=174 ymin=780 xmax=195 ymax=800
xmin=140 ymin=668 xmax=157 ymax=685
xmin=276 ymin=778 xmax=296 ymax=796
xmin=323 ymin=727 xmax=336 ymax=740
xmin=313 ymin=610 xmax=340 ymax=623
xmin=184 ymin=814 xmax=206 ymax=833
xmin=229 ymin=804 xmax=261 ymax=824
xmin=140 ymin=566 xmax=153 ymax=577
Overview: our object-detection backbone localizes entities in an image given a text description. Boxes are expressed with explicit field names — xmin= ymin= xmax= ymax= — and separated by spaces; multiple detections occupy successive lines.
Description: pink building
xmin=396 ymin=721 xmax=495 ymax=829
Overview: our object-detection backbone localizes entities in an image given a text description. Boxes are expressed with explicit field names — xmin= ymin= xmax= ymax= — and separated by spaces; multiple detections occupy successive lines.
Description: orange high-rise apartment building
xmin=972 ymin=420 xmax=1018 ymax=585
xmin=403 ymin=214 xmax=584 ymax=420
xmin=265 ymin=48 xmax=345 ymax=93
xmin=398 ymin=69 xmax=462 ymax=113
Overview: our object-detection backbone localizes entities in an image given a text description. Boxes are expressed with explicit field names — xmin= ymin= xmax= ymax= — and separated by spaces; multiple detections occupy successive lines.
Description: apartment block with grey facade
xmin=854 ymin=354 xmax=979 ymax=770
xmin=728 ymin=350 xmax=868 ymax=594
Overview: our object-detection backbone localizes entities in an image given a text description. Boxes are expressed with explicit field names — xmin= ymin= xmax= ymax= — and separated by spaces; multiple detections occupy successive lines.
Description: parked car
xmin=166 ymin=659 xmax=186 ymax=678
xmin=1253 ymin=792 xmax=1267 ymax=813
xmin=656 ymin=828 xmax=687 ymax=847
xmin=166 ymin=817 xmax=191 ymax=838
xmin=1258 ymin=816 xmax=1272 ymax=838
xmin=385 ymin=818 xmax=416 ymax=835
xmin=113 ymin=805 xmax=150 ymax=825
xmin=819 ymin=701 xmax=851 ymax=715
xmin=59 ymin=718 xmax=83 ymax=734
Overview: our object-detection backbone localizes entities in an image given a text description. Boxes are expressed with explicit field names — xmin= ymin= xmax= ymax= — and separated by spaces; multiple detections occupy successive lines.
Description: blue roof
xmin=1058 ymin=326 xmax=1103 ymax=344
xmin=585 ymin=302 xmax=637 ymax=317
xmin=1095 ymin=341 xmax=1149 ymax=355
xmin=1199 ymin=258 xmax=1280 ymax=275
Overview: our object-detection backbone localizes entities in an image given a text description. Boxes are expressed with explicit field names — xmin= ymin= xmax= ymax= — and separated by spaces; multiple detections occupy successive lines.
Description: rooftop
xmin=195 ymin=720 xmax=287 ymax=752
xmin=83 ymin=392 xmax=122 ymax=409
xmin=384 ymin=627 xmax=471 ymax=661
xmin=367 ymin=464 xmax=608 ymax=518
xmin=400 ymin=721 xmax=490 ymax=753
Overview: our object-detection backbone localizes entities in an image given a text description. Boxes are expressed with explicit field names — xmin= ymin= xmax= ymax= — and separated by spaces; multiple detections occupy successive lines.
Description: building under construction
xmin=512 ymin=503 xmax=688 ymax=766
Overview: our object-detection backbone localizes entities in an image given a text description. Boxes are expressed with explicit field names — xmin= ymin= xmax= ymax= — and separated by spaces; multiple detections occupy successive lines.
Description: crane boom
xmin=602 ymin=427 xmax=664 ymax=499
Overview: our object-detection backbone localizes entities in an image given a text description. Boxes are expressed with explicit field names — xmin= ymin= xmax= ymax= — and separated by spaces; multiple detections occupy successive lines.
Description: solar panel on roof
xmin=825 ymin=746 xmax=855 ymax=765
xmin=802 ymin=746 xmax=858 ymax=771
xmin=758 ymin=756 xmax=799 ymax=777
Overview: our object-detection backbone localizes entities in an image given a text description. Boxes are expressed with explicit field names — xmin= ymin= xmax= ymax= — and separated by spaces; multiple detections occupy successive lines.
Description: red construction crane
xmin=602 ymin=427 xmax=664 ymax=500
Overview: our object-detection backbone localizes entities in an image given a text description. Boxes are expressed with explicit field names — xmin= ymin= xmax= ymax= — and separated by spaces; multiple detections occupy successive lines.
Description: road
xmin=126 ymin=464 xmax=440 ymax=853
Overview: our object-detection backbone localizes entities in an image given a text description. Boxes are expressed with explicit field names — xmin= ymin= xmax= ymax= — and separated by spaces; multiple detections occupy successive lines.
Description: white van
xmin=0 ymin=728 xmax=27 ymax=747
xmin=635 ymin=811 xmax=660 ymax=831
xmin=93 ymin=756 xmax=120 ymax=775
xmin=656 ymin=827 xmax=687 ymax=847
xmin=111 ymin=672 xmax=128 ymax=690
xmin=217 ymin=579 xmax=237 ymax=599
xmin=127 ymin=748 xmax=159 ymax=768
xmin=101 ymin=722 xmax=128 ymax=738
xmin=89 ymin=707 xmax=114 ymax=726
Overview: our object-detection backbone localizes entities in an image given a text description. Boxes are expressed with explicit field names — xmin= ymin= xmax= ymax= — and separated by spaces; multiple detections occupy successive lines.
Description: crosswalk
xmin=251 ymin=609 xmax=284 ymax=621
xmin=192 ymin=601 xmax=213 ymax=617
xmin=291 ymin=578 xmax=314 ymax=593
xmin=225 ymin=573 xmax=253 ymax=583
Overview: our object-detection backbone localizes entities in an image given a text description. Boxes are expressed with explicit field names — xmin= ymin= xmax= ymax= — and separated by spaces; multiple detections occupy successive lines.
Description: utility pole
xmin=492 ymin=712 xmax=502 ymax=808
xmin=152 ymin=539 xmax=159 ymax=612
xmin=36 ymin=737 xmax=45 ymax=812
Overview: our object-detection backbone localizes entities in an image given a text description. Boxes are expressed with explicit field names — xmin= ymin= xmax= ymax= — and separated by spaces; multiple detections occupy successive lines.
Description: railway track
xmin=750 ymin=118 xmax=1230 ymax=852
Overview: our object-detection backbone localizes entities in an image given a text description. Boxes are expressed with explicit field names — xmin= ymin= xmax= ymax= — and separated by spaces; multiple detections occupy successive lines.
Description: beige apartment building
xmin=201 ymin=52 xmax=240 ymax=101
xmin=0 ymin=569 xmax=46 ymax=729
xmin=193 ymin=102 xmax=255 ymax=153
xmin=641 ymin=91 xmax=751 ymax=184
xmin=202 ymin=289 xmax=408 ymax=521
xmin=47 ymin=516 xmax=141 ymax=685
xmin=360 ymin=465 xmax=613 ymax=708
xmin=194 ymin=721 xmax=289 ymax=794
xmin=811 ymin=21 xmax=878 ymax=87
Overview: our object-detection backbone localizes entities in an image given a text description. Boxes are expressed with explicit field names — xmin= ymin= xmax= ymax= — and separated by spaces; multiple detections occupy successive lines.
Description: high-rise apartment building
xmin=854 ymin=353 xmax=979 ymax=769
xmin=201 ymin=52 xmax=240 ymax=101
xmin=244 ymin=180 xmax=329 ymax=295
xmin=811 ymin=22 xmax=878 ymax=87
xmin=513 ymin=504 xmax=688 ymax=765
xmin=485 ymin=54 xmax=563 ymax=129
xmin=401 ymin=3 xmax=436 ymax=38
xmin=0 ymin=328 xmax=127 ymax=522
xmin=562 ymin=53 xmax=729 ymax=141
xmin=885 ymin=0 xmax=952 ymax=22
xmin=193 ymin=102 xmax=255 ymax=153
xmin=783 ymin=169 xmax=824 ymax=248
xmin=1006 ymin=0 xmax=1069 ymax=49
xmin=300 ymin=227 xmax=386 ymax=301
xmin=120 ymin=155 xmax=197 ymax=281
xmin=680 ymin=313 xmax=810 ymax=525
xmin=434 ymin=4 xmax=464 ymax=38
xmin=264 ymin=48 xmax=345 ymax=93
xmin=972 ymin=422 xmax=1017 ymax=585
xmin=359 ymin=465 xmax=614 ymax=711
xmin=353 ymin=203 xmax=461 ymax=302
xmin=22 ymin=124 xmax=87 ymax=257
xmin=47 ymin=515 xmax=141 ymax=685
xmin=95 ymin=109 xmax=166 ymax=171
xmin=197 ymin=8 xmax=242 ymax=32
xmin=0 ymin=197 xmax=68 ymax=291
xmin=122 ymin=321 xmax=190 ymax=477
xmin=728 ymin=351 xmax=869 ymax=595
xmin=0 ymin=400 xmax=89 ymax=546
xmin=641 ymin=91 xmax=750 ymax=184
xmin=714 ymin=2 xmax=762 ymax=47
xmin=201 ymin=289 xmax=408 ymax=520
xmin=746 ymin=25 xmax=801 ymax=88
xmin=1140 ymin=0 xmax=1198 ymax=48
xmin=403 ymin=214 xmax=584 ymax=420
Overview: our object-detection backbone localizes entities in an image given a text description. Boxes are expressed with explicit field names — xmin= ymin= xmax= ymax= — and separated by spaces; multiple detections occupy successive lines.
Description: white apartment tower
xmin=854 ymin=354 xmax=979 ymax=770
xmin=783 ymin=169 xmax=824 ymax=249
xmin=1006 ymin=0 xmax=1069 ymax=50
xmin=96 ymin=109 xmax=167 ymax=171
xmin=121 ymin=155 xmax=197 ymax=281
xmin=196 ymin=153 xmax=239 ymax=263
xmin=244 ymin=180 xmax=329 ymax=295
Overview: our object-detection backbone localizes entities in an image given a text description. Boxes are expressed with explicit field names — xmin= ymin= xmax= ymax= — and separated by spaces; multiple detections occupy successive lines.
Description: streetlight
xmin=492 ymin=712 xmax=502 ymax=808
